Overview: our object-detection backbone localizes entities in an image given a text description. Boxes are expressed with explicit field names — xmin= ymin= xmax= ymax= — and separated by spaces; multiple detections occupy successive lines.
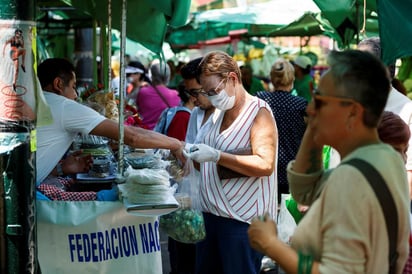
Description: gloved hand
xmin=183 ymin=144 xmax=221 ymax=163
xmin=184 ymin=143 xmax=194 ymax=151
xmin=96 ymin=187 xmax=119 ymax=201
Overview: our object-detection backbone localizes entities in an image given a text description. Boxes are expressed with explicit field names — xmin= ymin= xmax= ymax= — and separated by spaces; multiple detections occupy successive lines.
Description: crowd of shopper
xmin=36 ymin=36 xmax=412 ymax=273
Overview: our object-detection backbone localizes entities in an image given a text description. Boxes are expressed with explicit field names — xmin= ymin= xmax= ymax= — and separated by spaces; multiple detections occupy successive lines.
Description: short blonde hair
xmin=198 ymin=51 xmax=241 ymax=83
xmin=270 ymin=58 xmax=295 ymax=87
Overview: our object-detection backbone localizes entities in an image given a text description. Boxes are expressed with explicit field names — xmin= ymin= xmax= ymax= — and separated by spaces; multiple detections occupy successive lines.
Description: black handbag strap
xmin=344 ymin=158 xmax=398 ymax=274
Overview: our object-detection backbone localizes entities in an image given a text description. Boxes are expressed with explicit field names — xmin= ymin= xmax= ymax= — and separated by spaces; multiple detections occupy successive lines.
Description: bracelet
xmin=298 ymin=251 xmax=313 ymax=274
xmin=56 ymin=162 xmax=64 ymax=177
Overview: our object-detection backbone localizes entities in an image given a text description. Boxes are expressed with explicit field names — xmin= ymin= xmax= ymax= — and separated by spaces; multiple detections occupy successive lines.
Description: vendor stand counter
xmin=37 ymin=147 xmax=178 ymax=274
xmin=37 ymin=201 xmax=163 ymax=274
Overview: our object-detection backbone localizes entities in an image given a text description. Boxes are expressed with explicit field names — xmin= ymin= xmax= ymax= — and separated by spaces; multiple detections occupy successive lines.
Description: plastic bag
xmin=277 ymin=194 xmax=297 ymax=245
xmin=159 ymin=160 xmax=206 ymax=243
xmin=119 ymin=166 xmax=175 ymax=204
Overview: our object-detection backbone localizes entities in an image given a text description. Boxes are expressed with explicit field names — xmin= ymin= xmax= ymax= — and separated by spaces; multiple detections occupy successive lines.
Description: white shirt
xmin=36 ymin=92 xmax=106 ymax=183
xmin=110 ymin=77 xmax=127 ymax=97
xmin=385 ymin=87 xmax=412 ymax=171
xmin=185 ymin=107 xmax=216 ymax=144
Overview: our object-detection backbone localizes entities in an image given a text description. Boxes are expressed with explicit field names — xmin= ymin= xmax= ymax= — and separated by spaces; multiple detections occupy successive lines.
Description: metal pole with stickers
xmin=0 ymin=0 xmax=40 ymax=273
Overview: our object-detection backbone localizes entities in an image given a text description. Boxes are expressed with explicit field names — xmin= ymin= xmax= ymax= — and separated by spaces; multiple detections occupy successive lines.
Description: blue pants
xmin=195 ymin=213 xmax=263 ymax=274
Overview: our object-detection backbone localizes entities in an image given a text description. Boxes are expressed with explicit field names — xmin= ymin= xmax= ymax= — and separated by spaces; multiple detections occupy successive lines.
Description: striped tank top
xmin=200 ymin=97 xmax=278 ymax=223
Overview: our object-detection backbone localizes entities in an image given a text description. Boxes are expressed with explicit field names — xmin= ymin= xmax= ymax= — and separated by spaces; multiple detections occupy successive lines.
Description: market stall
xmin=33 ymin=1 xmax=191 ymax=274
xmin=37 ymin=147 xmax=180 ymax=274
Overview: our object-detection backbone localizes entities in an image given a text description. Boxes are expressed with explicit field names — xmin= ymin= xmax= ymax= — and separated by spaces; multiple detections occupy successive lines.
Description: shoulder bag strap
xmin=152 ymin=85 xmax=171 ymax=108
xmin=344 ymin=158 xmax=398 ymax=274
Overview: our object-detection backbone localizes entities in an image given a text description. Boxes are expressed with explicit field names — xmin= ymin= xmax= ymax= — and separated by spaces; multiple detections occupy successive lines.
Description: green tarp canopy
xmin=36 ymin=0 xmax=412 ymax=66
xmin=377 ymin=0 xmax=412 ymax=65
xmin=267 ymin=12 xmax=335 ymax=38
xmin=37 ymin=0 xmax=191 ymax=55
xmin=313 ymin=0 xmax=378 ymax=47
xmin=166 ymin=0 xmax=323 ymax=50
xmin=167 ymin=11 xmax=334 ymax=49
xmin=167 ymin=0 xmax=412 ymax=67
xmin=313 ymin=0 xmax=412 ymax=64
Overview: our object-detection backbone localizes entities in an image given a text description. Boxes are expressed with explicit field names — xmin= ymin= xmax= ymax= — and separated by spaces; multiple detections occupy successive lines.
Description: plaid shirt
xmin=37 ymin=177 xmax=98 ymax=201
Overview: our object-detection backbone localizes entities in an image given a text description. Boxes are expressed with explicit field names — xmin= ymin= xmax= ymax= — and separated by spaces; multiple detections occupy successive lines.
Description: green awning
xmin=313 ymin=0 xmax=412 ymax=64
xmin=167 ymin=0 xmax=324 ymax=50
xmin=378 ymin=0 xmax=412 ymax=65
xmin=37 ymin=0 xmax=192 ymax=55
xmin=267 ymin=12 xmax=335 ymax=38
xmin=313 ymin=0 xmax=378 ymax=46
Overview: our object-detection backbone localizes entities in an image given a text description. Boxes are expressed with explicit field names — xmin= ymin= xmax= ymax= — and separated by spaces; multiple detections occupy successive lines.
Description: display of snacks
xmin=89 ymin=156 xmax=111 ymax=178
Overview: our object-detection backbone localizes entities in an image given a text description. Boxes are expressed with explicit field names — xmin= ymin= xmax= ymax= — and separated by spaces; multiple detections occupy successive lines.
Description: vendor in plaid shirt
xmin=36 ymin=58 xmax=185 ymax=201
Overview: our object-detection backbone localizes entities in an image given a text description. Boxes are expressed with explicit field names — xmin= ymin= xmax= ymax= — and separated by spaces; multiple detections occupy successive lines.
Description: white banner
xmin=37 ymin=201 xmax=162 ymax=274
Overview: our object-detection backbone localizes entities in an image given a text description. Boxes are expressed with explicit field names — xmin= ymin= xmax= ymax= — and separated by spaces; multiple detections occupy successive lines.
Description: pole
xmin=0 ymin=0 xmax=39 ymax=273
xmin=107 ymin=0 xmax=112 ymax=90
xmin=117 ymin=0 xmax=127 ymax=178
xmin=74 ymin=28 xmax=94 ymax=89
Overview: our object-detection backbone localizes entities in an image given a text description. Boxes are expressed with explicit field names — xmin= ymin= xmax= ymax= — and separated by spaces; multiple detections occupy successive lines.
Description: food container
xmin=89 ymin=156 xmax=111 ymax=178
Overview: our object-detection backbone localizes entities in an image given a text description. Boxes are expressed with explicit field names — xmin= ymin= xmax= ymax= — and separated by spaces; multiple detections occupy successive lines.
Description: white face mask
xmin=209 ymin=88 xmax=235 ymax=110
xmin=127 ymin=76 xmax=134 ymax=83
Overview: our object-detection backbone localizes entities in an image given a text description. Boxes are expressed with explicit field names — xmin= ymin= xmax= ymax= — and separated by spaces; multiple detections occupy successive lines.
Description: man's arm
xmin=90 ymin=119 xmax=184 ymax=158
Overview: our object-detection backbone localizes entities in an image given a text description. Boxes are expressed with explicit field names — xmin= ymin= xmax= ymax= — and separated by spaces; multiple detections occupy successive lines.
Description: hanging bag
xmin=159 ymin=160 xmax=206 ymax=243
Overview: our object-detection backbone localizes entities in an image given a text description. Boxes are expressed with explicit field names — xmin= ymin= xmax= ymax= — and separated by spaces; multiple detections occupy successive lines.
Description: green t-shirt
xmin=247 ymin=77 xmax=265 ymax=95
xmin=293 ymin=74 xmax=314 ymax=101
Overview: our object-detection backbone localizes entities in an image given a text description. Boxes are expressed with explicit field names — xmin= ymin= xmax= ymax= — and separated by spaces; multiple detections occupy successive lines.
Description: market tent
xmin=377 ymin=0 xmax=412 ymax=65
xmin=313 ymin=0 xmax=412 ymax=64
xmin=111 ymin=35 xmax=155 ymax=57
xmin=267 ymin=12 xmax=335 ymax=38
xmin=313 ymin=0 xmax=378 ymax=47
xmin=195 ymin=0 xmax=320 ymax=26
xmin=111 ymin=35 xmax=176 ymax=62
xmin=37 ymin=0 xmax=191 ymax=55
xmin=167 ymin=0 xmax=322 ymax=50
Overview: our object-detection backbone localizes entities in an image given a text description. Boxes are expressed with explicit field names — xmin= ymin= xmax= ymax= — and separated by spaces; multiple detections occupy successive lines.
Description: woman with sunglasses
xmin=248 ymin=50 xmax=410 ymax=273
xmin=183 ymin=51 xmax=278 ymax=274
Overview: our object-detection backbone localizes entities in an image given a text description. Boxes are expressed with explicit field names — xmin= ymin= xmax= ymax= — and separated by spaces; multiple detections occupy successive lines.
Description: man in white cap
xmin=292 ymin=55 xmax=315 ymax=101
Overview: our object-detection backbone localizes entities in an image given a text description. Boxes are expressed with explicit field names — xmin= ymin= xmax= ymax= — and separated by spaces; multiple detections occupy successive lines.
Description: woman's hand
xmin=62 ymin=150 xmax=93 ymax=174
xmin=248 ymin=213 xmax=279 ymax=254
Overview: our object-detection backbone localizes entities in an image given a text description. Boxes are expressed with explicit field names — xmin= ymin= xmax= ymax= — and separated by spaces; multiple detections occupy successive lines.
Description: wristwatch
xmin=56 ymin=162 xmax=64 ymax=177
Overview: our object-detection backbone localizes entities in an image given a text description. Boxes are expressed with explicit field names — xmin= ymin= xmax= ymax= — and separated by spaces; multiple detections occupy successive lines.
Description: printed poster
xmin=37 ymin=201 xmax=162 ymax=274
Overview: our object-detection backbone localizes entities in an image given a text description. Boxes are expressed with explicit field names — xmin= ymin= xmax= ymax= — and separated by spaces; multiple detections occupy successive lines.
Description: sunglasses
xmin=311 ymin=88 xmax=357 ymax=109
xmin=186 ymin=88 xmax=207 ymax=97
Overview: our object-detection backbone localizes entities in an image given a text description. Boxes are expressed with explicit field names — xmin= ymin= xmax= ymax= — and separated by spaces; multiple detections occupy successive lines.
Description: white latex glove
xmin=183 ymin=144 xmax=221 ymax=163
xmin=184 ymin=143 xmax=194 ymax=151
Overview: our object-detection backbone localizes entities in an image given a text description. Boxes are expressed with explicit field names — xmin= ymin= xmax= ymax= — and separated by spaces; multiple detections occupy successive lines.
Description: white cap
xmin=293 ymin=55 xmax=312 ymax=69
xmin=125 ymin=66 xmax=144 ymax=74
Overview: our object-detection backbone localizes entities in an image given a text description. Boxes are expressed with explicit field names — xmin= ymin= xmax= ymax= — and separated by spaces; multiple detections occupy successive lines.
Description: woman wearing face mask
xmin=183 ymin=50 xmax=278 ymax=274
